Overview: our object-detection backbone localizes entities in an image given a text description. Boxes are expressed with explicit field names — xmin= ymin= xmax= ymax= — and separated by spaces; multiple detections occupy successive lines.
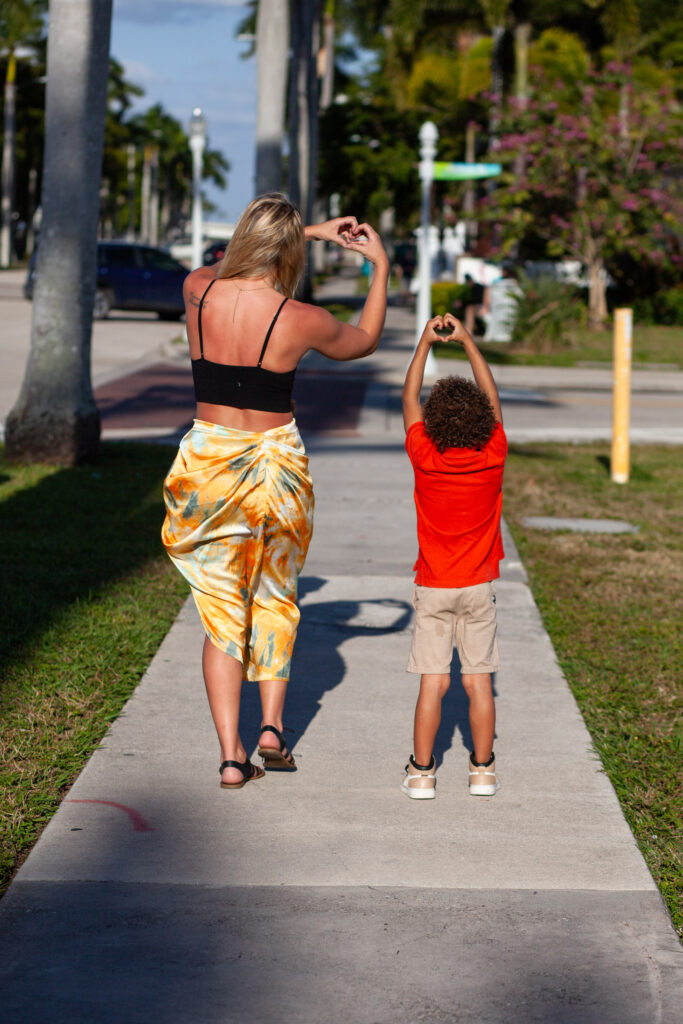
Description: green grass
xmin=504 ymin=444 xmax=682 ymax=937
xmin=435 ymin=324 xmax=683 ymax=368
xmin=0 ymin=443 xmax=189 ymax=894
xmin=318 ymin=300 xmax=357 ymax=322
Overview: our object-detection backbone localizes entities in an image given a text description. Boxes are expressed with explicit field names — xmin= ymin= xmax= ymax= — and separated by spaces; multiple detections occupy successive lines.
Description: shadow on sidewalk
xmin=237 ymin=575 xmax=496 ymax=766
xmin=1 ymin=879 xmax=666 ymax=1024
xmin=240 ymin=576 xmax=413 ymax=751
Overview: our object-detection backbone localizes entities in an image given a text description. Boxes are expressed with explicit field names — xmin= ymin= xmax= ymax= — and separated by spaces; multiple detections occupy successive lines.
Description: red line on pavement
xmin=65 ymin=799 xmax=153 ymax=832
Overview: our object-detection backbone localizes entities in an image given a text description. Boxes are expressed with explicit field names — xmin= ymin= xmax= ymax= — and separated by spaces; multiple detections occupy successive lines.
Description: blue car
xmin=24 ymin=241 xmax=189 ymax=320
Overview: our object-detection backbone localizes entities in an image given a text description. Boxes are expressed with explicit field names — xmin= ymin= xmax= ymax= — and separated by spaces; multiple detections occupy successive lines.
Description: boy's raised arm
xmin=443 ymin=314 xmax=503 ymax=424
xmin=402 ymin=316 xmax=444 ymax=432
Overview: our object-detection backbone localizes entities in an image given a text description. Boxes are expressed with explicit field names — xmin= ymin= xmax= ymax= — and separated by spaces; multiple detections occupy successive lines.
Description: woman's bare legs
xmin=202 ymin=637 xmax=247 ymax=785
xmin=258 ymin=679 xmax=294 ymax=763
xmin=413 ymin=672 xmax=451 ymax=767
xmin=461 ymin=672 xmax=495 ymax=763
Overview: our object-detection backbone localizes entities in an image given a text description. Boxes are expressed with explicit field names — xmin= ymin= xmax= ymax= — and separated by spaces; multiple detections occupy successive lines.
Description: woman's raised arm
xmin=304 ymin=222 xmax=389 ymax=362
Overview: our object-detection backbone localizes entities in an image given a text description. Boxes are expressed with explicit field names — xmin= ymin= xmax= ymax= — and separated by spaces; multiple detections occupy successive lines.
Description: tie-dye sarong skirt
xmin=161 ymin=418 xmax=314 ymax=682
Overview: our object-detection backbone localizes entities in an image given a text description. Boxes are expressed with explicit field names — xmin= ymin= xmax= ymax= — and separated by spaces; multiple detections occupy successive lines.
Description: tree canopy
xmin=319 ymin=0 xmax=683 ymax=315
xmin=1 ymin=7 xmax=229 ymax=251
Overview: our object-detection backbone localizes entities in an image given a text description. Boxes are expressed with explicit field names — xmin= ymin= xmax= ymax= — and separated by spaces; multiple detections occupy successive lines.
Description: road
xmin=0 ymin=270 xmax=181 ymax=434
xmin=2 ymin=268 xmax=682 ymax=443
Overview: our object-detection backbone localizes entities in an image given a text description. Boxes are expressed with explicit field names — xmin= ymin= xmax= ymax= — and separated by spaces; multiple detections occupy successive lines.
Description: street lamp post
xmin=189 ymin=106 xmax=206 ymax=269
xmin=416 ymin=121 xmax=438 ymax=377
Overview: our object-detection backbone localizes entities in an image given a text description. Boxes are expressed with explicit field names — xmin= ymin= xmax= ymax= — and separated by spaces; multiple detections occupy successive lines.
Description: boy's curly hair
xmin=423 ymin=375 xmax=497 ymax=452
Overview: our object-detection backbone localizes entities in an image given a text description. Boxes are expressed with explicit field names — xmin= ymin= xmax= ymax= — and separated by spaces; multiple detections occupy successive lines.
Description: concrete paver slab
xmin=1 ymin=883 xmax=679 ymax=1024
xmin=522 ymin=516 xmax=639 ymax=533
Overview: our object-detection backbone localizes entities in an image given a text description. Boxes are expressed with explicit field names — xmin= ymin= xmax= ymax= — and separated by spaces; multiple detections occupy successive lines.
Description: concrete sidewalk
xmin=1 ymin=284 xmax=681 ymax=1022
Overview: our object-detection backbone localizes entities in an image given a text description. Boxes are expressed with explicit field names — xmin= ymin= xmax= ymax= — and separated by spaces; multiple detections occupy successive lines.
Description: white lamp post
xmin=416 ymin=120 xmax=438 ymax=377
xmin=189 ymin=106 xmax=207 ymax=269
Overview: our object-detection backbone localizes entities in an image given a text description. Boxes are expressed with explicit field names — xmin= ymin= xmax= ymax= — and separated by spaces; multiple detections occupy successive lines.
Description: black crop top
xmin=191 ymin=279 xmax=296 ymax=413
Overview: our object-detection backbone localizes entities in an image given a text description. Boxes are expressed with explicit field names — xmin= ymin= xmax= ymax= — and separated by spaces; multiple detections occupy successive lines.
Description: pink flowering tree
xmin=480 ymin=69 xmax=683 ymax=328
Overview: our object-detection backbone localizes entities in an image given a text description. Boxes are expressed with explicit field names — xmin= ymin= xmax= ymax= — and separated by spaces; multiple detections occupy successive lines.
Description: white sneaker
xmin=401 ymin=755 xmax=436 ymax=800
xmin=468 ymin=753 xmax=500 ymax=796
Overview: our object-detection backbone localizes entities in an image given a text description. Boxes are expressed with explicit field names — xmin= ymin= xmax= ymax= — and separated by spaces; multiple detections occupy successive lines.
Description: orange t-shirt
xmin=405 ymin=420 xmax=507 ymax=588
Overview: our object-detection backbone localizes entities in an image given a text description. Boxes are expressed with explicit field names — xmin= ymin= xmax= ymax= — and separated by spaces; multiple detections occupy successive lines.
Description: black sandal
xmin=258 ymin=725 xmax=297 ymax=771
xmin=219 ymin=757 xmax=266 ymax=789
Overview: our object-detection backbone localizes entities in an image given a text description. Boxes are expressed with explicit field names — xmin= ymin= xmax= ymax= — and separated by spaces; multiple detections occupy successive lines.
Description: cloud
xmin=120 ymin=58 xmax=168 ymax=86
xmin=113 ymin=0 xmax=246 ymax=24
xmin=205 ymin=106 xmax=255 ymax=127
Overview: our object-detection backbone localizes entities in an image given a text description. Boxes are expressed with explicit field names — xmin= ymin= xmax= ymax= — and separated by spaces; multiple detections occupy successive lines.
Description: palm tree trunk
xmin=26 ymin=167 xmax=38 ymax=257
xmin=319 ymin=4 xmax=335 ymax=111
xmin=288 ymin=0 xmax=306 ymax=212
xmin=289 ymin=0 xmax=320 ymax=300
xmin=255 ymin=0 xmax=290 ymax=195
xmin=5 ymin=0 xmax=113 ymax=465
xmin=149 ymin=146 xmax=159 ymax=246
xmin=126 ymin=143 xmax=136 ymax=240
xmin=509 ymin=21 xmax=531 ymax=259
xmin=289 ymin=0 xmax=322 ymax=217
xmin=463 ymin=120 xmax=477 ymax=249
xmin=514 ymin=21 xmax=530 ymax=108
xmin=1 ymin=52 xmax=17 ymax=267
xmin=141 ymin=145 xmax=151 ymax=243
xmin=489 ymin=23 xmax=505 ymax=146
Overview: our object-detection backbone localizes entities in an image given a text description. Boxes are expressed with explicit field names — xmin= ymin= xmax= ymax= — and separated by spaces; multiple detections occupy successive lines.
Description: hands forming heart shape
xmin=316 ymin=215 xmax=388 ymax=267
xmin=424 ymin=313 xmax=470 ymax=346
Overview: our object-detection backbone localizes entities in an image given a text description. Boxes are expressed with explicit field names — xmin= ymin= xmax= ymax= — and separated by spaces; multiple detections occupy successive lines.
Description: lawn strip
xmin=435 ymin=324 xmax=683 ymax=368
xmin=0 ymin=443 xmax=189 ymax=895
xmin=504 ymin=443 xmax=682 ymax=938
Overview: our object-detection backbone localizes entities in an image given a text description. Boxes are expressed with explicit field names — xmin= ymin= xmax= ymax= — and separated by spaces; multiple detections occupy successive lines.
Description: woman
xmin=161 ymin=192 xmax=388 ymax=788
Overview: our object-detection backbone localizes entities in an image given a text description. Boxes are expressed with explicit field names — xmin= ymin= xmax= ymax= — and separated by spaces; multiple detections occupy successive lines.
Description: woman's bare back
xmin=185 ymin=268 xmax=305 ymax=431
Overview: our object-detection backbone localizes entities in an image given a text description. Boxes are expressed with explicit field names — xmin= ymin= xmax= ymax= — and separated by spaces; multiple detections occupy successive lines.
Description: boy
xmin=401 ymin=312 xmax=507 ymax=800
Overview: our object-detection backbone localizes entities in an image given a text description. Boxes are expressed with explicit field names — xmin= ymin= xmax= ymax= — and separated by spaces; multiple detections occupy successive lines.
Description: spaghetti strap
xmin=257 ymin=297 xmax=289 ymax=367
xmin=197 ymin=278 xmax=217 ymax=358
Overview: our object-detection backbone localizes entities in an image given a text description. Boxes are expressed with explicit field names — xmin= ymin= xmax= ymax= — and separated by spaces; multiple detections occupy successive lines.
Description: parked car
xmin=203 ymin=240 xmax=229 ymax=265
xmin=24 ymin=241 xmax=189 ymax=320
xmin=168 ymin=238 xmax=229 ymax=266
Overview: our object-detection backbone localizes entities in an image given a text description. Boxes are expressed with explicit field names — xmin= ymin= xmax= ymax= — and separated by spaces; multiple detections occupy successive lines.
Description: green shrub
xmin=655 ymin=288 xmax=683 ymax=326
xmin=431 ymin=281 xmax=469 ymax=314
xmin=510 ymin=271 xmax=586 ymax=352
xmin=632 ymin=289 xmax=683 ymax=327
xmin=632 ymin=297 xmax=656 ymax=325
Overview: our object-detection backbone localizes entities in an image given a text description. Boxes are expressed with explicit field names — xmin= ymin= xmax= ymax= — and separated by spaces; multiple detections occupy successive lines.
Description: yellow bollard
xmin=611 ymin=308 xmax=633 ymax=484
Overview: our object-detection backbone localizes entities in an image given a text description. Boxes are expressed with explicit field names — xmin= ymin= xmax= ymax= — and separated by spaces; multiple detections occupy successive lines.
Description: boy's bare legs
xmin=461 ymin=672 xmax=495 ymax=762
xmin=202 ymin=637 xmax=248 ymax=785
xmin=414 ymin=672 xmax=451 ymax=766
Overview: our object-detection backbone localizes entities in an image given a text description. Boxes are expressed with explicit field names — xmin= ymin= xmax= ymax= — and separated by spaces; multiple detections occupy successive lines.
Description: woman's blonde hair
xmin=216 ymin=192 xmax=305 ymax=297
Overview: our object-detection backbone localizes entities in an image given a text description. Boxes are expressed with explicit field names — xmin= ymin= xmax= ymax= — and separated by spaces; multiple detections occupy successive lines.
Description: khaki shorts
xmin=407 ymin=581 xmax=499 ymax=676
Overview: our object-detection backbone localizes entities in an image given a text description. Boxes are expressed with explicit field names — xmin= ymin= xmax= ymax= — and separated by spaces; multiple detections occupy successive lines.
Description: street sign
xmin=433 ymin=162 xmax=502 ymax=181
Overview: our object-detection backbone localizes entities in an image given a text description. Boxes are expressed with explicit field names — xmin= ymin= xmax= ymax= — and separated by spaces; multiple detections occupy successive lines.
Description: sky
xmin=110 ymin=0 xmax=256 ymax=223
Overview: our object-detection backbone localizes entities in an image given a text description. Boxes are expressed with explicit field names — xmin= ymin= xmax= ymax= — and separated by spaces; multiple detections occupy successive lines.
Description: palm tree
xmin=289 ymin=0 xmax=321 ymax=299
xmin=479 ymin=0 xmax=511 ymax=145
xmin=255 ymin=0 xmax=290 ymax=193
xmin=5 ymin=0 xmax=113 ymax=464
xmin=288 ymin=0 xmax=320 ymax=221
xmin=0 ymin=0 xmax=44 ymax=267
xmin=319 ymin=0 xmax=335 ymax=111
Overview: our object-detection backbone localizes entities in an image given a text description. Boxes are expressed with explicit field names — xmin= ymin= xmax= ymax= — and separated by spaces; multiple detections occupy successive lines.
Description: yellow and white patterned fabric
xmin=162 ymin=418 xmax=314 ymax=682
